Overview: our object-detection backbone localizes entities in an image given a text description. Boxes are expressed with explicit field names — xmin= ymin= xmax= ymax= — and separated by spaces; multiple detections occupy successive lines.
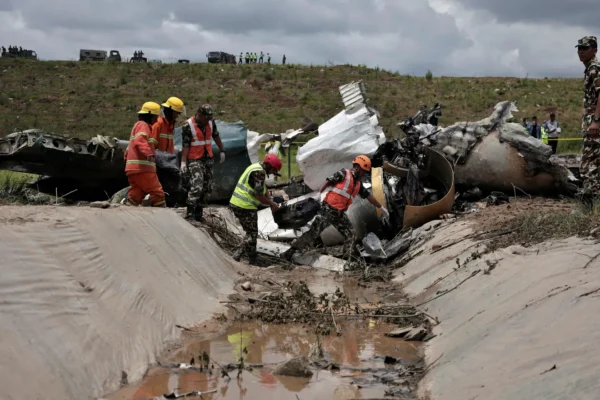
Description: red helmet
xmin=263 ymin=153 xmax=283 ymax=171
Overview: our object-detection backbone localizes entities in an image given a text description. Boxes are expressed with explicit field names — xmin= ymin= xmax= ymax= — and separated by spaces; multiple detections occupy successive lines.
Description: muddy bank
xmin=0 ymin=206 xmax=242 ymax=400
xmin=394 ymin=209 xmax=600 ymax=399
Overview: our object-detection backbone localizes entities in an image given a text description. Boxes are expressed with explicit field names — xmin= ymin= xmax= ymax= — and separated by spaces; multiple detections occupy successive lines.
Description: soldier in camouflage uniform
xmin=577 ymin=36 xmax=600 ymax=203
xmin=230 ymin=154 xmax=282 ymax=265
xmin=180 ymin=104 xmax=226 ymax=221
xmin=281 ymin=155 xmax=389 ymax=262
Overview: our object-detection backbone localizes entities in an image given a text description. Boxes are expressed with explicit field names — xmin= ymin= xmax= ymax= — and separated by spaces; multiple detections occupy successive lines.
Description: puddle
xmin=107 ymin=320 xmax=420 ymax=400
xmin=299 ymin=271 xmax=405 ymax=305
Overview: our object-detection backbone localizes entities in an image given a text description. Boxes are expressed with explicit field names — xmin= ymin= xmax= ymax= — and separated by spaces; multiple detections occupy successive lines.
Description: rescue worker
xmin=245 ymin=52 xmax=249 ymax=64
xmin=152 ymin=97 xmax=185 ymax=153
xmin=180 ymin=104 xmax=225 ymax=221
xmin=577 ymin=36 xmax=600 ymax=203
xmin=281 ymin=155 xmax=389 ymax=261
xmin=124 ymin=101 xmax=166 ymax=207
xmin=265 ymin=137 xmax=286 ymax=158
xmin=259 ymin=51 xmax=264 ymax=63
xmin=267 ymin=53 xmax=271 ymax=64
xmin=239 ymin=52 xmax=243 ymax=64
xmin=230 ymin=154 xmax=282 ymax=264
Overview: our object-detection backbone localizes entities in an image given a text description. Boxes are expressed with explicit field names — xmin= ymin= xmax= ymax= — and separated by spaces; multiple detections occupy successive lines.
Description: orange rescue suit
xmin=151 ymin=117 xmax=175 ymax=153
xmin=124 ymin=121 xmax=165 ymax=206
xmin=324 ymin=168 xmax=360 ymax=211
xmin=186 ymin=117 xmax=213 ymax=160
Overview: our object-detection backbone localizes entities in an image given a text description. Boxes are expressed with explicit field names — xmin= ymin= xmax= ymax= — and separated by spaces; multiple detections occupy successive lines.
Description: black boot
xmin=193 ymin=206 xmax=204 ymax=222
xmin=186 ymin=205 xmax=194 ymax=219
xmin=281 ymin=248 xmax=296 ymax=261
xmin=232 ymin=248 xmax=243 ymax=262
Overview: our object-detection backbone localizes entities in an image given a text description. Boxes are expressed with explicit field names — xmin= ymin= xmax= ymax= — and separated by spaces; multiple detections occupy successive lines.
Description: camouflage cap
xmin=576 ymin=36 xmax=597 ymax=47
xmin=198 ymin=104 xmax=213 ymax=116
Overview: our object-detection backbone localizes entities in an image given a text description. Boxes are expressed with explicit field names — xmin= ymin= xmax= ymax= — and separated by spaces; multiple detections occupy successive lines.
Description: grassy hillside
xmin=0 ymin=58 xmax=585 ymax=153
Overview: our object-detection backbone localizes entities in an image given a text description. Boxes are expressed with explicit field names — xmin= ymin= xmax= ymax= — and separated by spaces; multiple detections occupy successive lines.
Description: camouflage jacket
xmin=326 ymin=169 xmax=371 ymax=199
xmin=248 ymin=170 xmax=266 ymax=194
xmin=181 ymin=118 xmax=219 ymax=148
xmin=583 ymin=57 xmax=600 ymax=116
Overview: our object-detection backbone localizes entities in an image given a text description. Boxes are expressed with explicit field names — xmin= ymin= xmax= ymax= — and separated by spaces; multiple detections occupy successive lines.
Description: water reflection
xmin=108 ymin=320 xmax=419 ymax=400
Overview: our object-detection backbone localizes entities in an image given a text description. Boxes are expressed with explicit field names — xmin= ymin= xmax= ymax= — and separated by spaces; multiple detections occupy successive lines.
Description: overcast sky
xmin=0 ymin=0 xmax=595 ymax=77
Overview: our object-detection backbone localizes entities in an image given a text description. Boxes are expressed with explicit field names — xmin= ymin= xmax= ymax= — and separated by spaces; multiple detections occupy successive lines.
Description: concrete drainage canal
xmin=106 ymin=274 xmax=430 ymax=400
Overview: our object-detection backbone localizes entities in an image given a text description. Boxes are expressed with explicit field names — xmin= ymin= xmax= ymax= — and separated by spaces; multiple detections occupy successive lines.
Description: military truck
xmin=107 ymin=50 xmax=122 ymax=62
xmin=79 ymin=49 xmax=121 ymax=62
xmin=206 ymin=51 xmax=236 ymax=64
xmin=129 ymin=51 xmax=147 ymax=63
xmin=79 ymin=49 xmax=107 ymax=61
xmin=2 ymin=48 xmax=38 ymax=60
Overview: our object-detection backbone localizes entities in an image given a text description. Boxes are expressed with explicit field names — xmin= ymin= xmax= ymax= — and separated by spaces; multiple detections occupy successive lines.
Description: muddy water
xmin=108 ymin=319 xmax=419 ymax=400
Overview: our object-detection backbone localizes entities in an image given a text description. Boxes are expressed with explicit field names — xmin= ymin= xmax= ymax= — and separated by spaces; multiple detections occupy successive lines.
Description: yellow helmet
xmin=162 ymin=97 xmax=185 ymax=114
xmin=137 ymin=101 xmax=161 ymax=116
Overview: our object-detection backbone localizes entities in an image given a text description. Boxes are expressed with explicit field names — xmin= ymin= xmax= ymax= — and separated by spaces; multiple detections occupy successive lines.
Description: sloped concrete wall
xmin=0 ymin=206 xmax=241 ymax=400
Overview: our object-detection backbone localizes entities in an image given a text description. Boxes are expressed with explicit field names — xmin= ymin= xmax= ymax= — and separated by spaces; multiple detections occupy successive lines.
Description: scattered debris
xmin=89 ymin=201 xmax=110 ymax=209
xmin=386 ymin=325 xmax=428 ymax=341
xmin=161 ymin=389 xmax=218 ymax=398
xmin=240 ymin=282 xmax=252 ymax=291
xmin=273 ymin=357 xmax=313 ymax=378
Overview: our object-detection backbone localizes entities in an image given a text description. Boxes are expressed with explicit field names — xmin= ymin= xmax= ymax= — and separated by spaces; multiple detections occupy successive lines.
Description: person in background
xmin=282 ymin=54 xmax=286 ymax=65
xmin=544 ymin=113 xmax=561 ymax=154
xmin=529 ymin=116 xmax=541 ymax=139
xmin=522 ymin=117 xmax=531 ymax=133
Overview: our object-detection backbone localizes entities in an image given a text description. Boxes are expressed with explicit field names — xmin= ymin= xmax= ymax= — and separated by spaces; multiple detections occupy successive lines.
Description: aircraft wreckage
xmin=0 ymin=81 xmax=580 ymax=246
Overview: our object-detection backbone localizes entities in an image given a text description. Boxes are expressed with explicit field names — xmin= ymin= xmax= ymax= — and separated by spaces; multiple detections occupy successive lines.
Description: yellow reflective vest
xmin=266 ymin=140 xmax=282 ymax=158
xmin=229 ymin=163 xmax=266 ymax=209
xmin=541 ymin=126 xmax=548 ymax=144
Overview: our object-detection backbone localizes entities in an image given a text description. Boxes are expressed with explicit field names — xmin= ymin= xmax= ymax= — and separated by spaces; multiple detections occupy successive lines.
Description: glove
xmin=180 ymin=161 xmax=187 ymax=174
xmin=220 ymin=152 xmax=226 ymax=164
xmin=380 ymin=206 xmax=390 ymax=218
xmin=380 ymin=206 xmax=390 ymax=224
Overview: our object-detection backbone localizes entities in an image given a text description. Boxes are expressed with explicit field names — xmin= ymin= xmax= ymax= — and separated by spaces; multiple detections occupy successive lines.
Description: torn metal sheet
xmin=296 ymin=80 xmax=386 ymax=191
xmin=424 ymin=101 xmax=577 ymax=195
xmin=256 ymin=239 xmax=345 ymax=272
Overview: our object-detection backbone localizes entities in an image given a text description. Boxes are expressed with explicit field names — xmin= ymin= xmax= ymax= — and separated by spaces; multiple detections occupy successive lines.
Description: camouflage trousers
xmin=186 ymin=158 xmax=213 ymax=207
xmin=289 ymin=203 xmax=357 ymax=256
xmin=580 ymin=116 xmax=600 ymax=196
xmin=230 ymin=205 xmax=259 ymax=261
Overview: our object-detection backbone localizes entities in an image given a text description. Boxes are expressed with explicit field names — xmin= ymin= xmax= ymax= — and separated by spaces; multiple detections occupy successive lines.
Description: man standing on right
xmin=577 ymin=36 xmax=600 ymax=203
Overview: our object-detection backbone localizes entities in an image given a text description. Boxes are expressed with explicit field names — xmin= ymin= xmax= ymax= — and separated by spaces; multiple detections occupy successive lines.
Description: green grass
xmin=0 ymin=171 xmax=44 ymax=204
xmin=0 ymin=58 xmax=586 ymax=155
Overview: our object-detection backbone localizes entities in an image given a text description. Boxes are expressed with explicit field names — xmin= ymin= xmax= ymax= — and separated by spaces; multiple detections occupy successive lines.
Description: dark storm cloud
xmin=1 ymin=0 xmax=591 ymax=77
xmin=452 ymin=0 xmax=598 ymax=29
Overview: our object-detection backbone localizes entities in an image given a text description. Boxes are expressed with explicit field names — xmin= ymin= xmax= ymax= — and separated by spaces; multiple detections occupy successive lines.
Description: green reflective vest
xmin=266 ymin=141 xmax=282 ymax=158
xmin=230 ymin=163 xmax=266 ymax=209
xmin=541 ymin=126 xmax=548 ymax=144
